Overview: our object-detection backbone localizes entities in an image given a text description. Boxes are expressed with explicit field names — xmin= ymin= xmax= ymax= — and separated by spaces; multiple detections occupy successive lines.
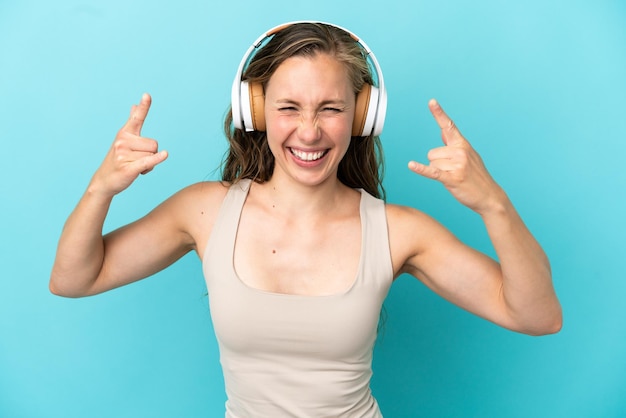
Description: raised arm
xmin=49 ymin=94 xmax=186 ymax=297
xmin=393 ymin=99 xmax=562 ymax=335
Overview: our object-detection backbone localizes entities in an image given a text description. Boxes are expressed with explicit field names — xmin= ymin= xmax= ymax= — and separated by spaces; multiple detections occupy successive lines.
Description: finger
xmin=428 ymin=99 xmax=465 ymax=146
xmin=408 ymin=161 xmax=446 ymax=182
xmin=428 ymin=159 xmax=459 ymax=173
xmin=427 ymin=145 xmax=469 ymax=163
xmin=114 ymin=133 xmax=159 ymax=155
xmin=427 ymin=145 xmax=453 ymax=161
xmin=122 ymin=93 xmax=152 ymax=135
xmin=130 ymin=136 xmax=159 ymax=154
xmin=131 ymin=150 xmax=168 ymax=175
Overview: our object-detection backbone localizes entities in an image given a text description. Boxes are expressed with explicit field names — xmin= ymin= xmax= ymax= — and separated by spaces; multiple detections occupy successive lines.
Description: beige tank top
xmin=203 ymin=179 xmax=393 ymax=417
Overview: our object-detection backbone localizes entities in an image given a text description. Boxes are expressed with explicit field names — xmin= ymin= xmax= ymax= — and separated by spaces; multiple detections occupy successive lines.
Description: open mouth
xmin=289 ymin=148 xmax=328 ymax=162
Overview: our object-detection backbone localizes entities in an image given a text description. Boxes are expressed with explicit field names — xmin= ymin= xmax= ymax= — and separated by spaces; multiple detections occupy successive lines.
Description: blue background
xmin=1 ymin=0 xmax=625 ymax=417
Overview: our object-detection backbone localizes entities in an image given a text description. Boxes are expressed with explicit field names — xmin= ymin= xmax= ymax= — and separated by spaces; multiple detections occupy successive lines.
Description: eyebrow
xmin=274 ymin=98 xmax=349 ymax=107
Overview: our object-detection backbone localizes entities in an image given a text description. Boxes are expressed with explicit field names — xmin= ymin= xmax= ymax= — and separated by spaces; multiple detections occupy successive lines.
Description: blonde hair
xmin=222 ymin=22 xmax=385 ymax=199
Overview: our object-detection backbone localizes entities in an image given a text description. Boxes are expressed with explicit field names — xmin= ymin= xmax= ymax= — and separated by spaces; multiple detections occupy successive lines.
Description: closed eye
xmin=322 ymin=107 xmax=343 ymax=113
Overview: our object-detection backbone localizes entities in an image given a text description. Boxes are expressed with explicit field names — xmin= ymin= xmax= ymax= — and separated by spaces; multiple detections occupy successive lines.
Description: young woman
xmin=50 ymin=22 xmax=561 ymax=417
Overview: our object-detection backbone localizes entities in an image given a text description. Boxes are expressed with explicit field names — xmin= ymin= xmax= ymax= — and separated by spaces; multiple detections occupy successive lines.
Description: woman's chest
xmin=234 ymin=210 xmax=362 ymax=296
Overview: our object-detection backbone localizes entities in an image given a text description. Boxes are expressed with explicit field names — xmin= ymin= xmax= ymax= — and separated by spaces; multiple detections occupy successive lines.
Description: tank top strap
xmin=358 ymin=189 xmax=394 ymax=290
xmin=202 ymin=179 xmax=251 ymax=266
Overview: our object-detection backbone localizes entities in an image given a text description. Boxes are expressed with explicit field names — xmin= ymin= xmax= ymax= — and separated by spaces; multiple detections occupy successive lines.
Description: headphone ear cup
xmin=239 ymin=81 xmax=265 ymax=132
xmin=239 ymin=81 xmax=266 ymax=132
xmin=248 ymin=82 xmax=266 ymax=131
xmin=352 ymin=84 xmax=370 ymax=137
xmin=239 ymin=80 xmax=253 ymax=131
xmin=352 ymin=84 xmax=379 ymax=137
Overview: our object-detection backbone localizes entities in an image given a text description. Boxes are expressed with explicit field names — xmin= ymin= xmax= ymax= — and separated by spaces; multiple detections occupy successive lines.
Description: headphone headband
xmin=231 ymin=21 xmax=387 ymax=137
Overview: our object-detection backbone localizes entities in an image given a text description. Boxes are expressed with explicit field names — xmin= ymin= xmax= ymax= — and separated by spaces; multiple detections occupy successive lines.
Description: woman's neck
xmin=253 ymin=175 xmax=355 ymax=218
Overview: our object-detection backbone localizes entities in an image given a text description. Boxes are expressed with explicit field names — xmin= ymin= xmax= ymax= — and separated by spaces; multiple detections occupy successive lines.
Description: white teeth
xmin=290 ymin=148 xmax=326 ymax=161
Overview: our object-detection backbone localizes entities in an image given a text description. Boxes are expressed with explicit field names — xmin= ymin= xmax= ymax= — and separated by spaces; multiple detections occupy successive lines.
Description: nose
xmin=297 ymin=112 xmax=321 ymax=143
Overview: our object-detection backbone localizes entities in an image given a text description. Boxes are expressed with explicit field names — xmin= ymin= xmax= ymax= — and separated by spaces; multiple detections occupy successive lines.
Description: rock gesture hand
xmin=91 ymin=93 xmax=168 ymax=197
xmin=409 ymin=99 xmax=503 ymax=215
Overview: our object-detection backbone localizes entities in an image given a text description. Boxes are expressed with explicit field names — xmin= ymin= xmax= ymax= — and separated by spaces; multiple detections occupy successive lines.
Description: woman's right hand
xmin=90 ymin=93 xmax=168 ymax=197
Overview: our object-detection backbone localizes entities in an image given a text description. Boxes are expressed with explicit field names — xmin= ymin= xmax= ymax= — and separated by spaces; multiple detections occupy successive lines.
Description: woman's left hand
xmin=408 ymin=99 xmax=504 ymax=215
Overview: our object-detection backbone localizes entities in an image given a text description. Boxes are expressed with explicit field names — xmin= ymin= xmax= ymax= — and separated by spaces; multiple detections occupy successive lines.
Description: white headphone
xmin=231 ymin=21 xmax=387 ymax=137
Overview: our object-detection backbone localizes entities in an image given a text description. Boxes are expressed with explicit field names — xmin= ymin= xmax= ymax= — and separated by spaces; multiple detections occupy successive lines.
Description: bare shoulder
xmin=153 ymin=181 xmax=231 ymax=256
xmin=385 ymin=203 xmax=459 ymax=277
xmin=385 ymin=203 xmax=444 ymax=236
xmin=169 ymin=180 xmax=230 ymax=208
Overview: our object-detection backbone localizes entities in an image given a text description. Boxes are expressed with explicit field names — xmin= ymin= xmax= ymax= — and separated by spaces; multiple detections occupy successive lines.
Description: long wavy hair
xmin=222 ymin=22 xmax=385 ymax=199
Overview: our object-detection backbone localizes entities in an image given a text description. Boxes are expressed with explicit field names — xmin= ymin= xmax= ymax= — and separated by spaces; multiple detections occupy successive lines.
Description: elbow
xmin=49 ymin=273 xmax=63 ymax=296
xmin=49 ymin=279 xmax=59 ymax=296
xmin=49 ymin=280 xmax=71 ymax=298
xmin=543 ymin=311 xmax=564 ymax=335
xmin=541 ymin=302 xmax=564 ymax=335
xmin=550 ymin=308 xmax=564 ymax=334
xmin=504 ymin=296 xmax=563 ymax=336
xmin=528 ymin=319 xmax=562 ymax=336
xmin=49 ymin=274 xmax=91 ymax=298
xmin=49 ymin=277 xmax=73 ymax=298
xmin=521 ymin=308 xmax=563 ymax=336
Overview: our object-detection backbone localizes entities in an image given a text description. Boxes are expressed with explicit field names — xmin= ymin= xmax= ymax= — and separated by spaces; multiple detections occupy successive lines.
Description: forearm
xmin=50 ymin=94 xmax=170 ymax=297
xmin=49 ymin=184 xmax=114 ymax=297
xmin=481 ymin=190 xmax=562 ymax=335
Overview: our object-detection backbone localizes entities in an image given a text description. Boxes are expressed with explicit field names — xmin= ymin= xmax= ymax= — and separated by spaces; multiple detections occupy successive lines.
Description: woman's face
xmin=263 ymin=53 xmax=355 ymax=188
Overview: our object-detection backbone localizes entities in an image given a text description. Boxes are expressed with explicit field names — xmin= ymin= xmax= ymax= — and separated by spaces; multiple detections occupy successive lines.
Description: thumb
xmin=428 ymin=99 xmax=465 ymax=147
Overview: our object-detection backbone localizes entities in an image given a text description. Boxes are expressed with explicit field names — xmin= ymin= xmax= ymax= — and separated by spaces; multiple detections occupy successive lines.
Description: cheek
xmin=265 ymin=114 xmax=295 ymax=137
xmin=326 ymin=116 xmax=353 ymax=142
xmin=265 ymin=118 xmax=292 ymax=155
xmin=332 ymin=106 xmax=355 ymax=138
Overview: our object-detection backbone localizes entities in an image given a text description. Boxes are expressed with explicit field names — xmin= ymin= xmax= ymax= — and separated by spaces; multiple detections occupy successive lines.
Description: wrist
xmin=85 ymin=175 xmax=117 ymax=202
xmin=477 ymin=186 xmax=511 ymax=219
